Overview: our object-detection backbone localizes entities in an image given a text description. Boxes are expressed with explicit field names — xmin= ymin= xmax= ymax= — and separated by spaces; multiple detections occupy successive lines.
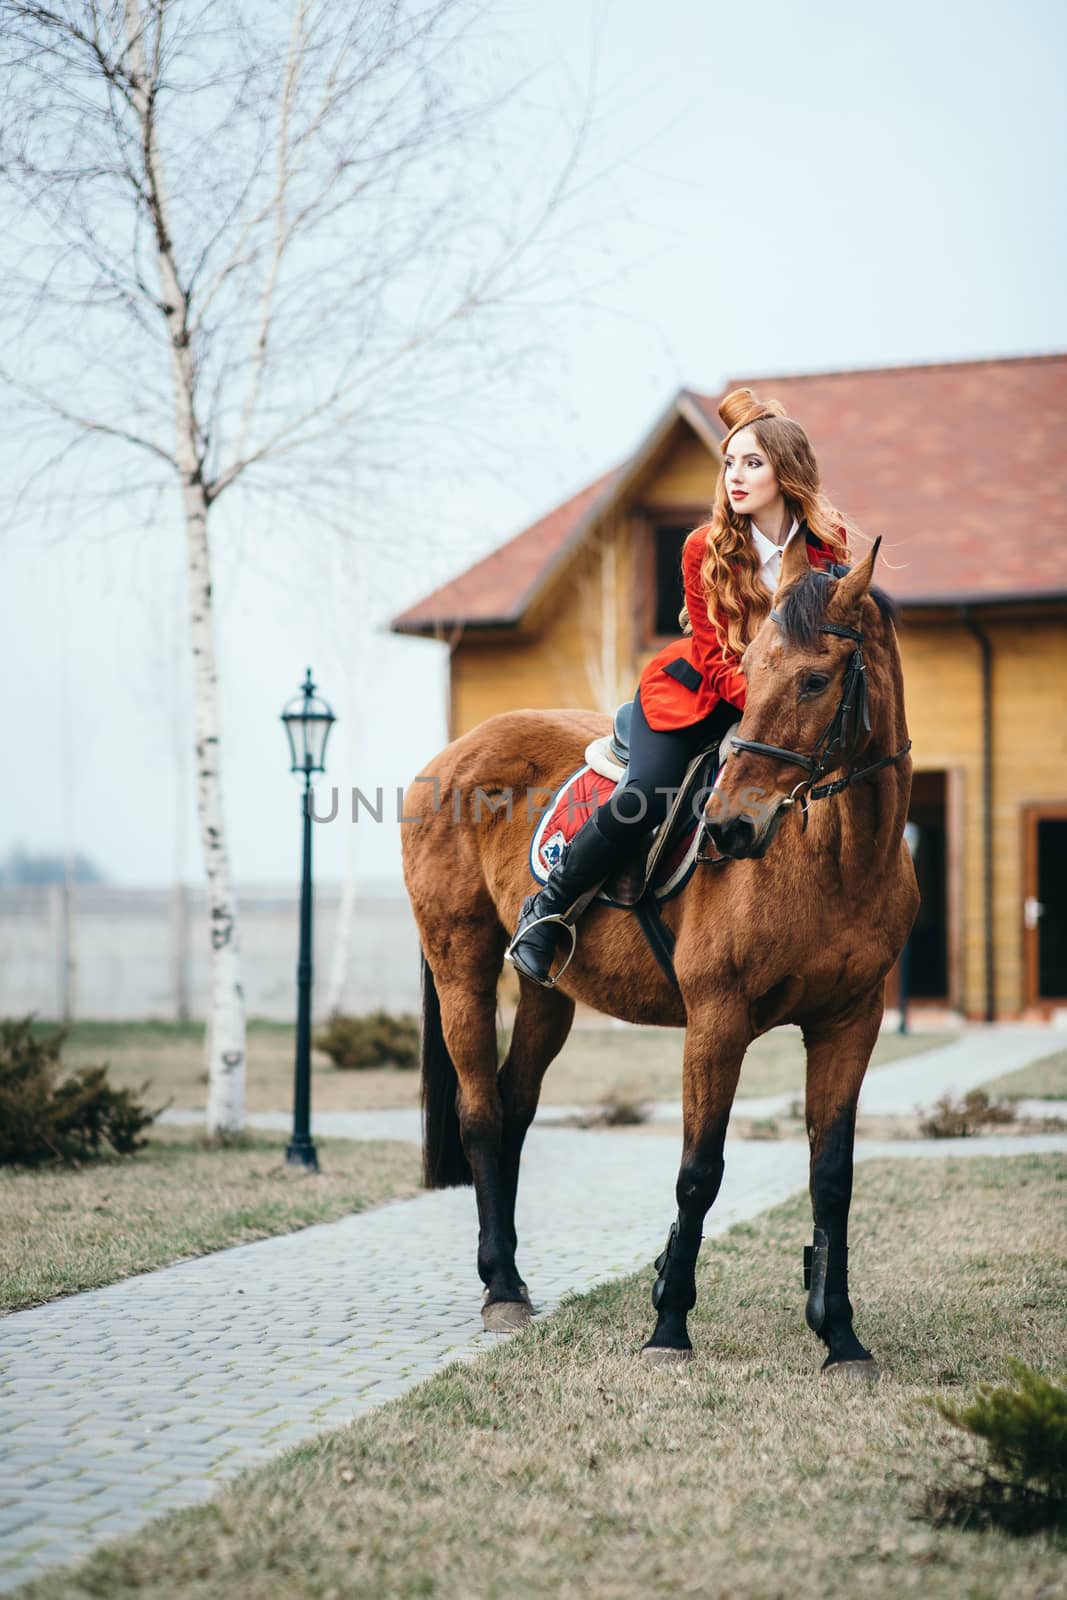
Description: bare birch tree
xmin=0 ymin=0 xmax=594 ymax=1130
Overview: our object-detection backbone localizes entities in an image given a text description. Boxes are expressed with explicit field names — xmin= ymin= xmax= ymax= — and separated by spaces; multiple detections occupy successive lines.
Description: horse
xmin=400 ymin=535 xmax=918 ymax=1376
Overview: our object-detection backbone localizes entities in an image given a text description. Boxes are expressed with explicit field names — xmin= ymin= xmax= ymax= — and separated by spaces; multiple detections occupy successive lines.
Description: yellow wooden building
xmin=393 ymin=355 xmax=1067 ymax=1021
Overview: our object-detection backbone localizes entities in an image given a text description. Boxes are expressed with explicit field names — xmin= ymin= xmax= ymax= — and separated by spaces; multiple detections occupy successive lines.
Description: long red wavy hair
xmin=682 ymin=387 xmax=858 ymax=656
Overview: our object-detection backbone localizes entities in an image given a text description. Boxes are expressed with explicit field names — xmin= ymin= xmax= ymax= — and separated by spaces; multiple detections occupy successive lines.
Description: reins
xmin=708 ymin=611 xmax=911 ymax=844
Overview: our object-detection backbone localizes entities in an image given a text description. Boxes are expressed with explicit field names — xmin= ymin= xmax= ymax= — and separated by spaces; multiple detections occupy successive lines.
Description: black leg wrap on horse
xmin=804 ymin=1230 xmax=869 ymax=1362
xmin=803 ymin=1228 xmax=848 ymax=1334
xmin=803 ymin=1236 xmax=851 ymax=1289
xmin=651 ymin=1218 xmax=702 ymax=1312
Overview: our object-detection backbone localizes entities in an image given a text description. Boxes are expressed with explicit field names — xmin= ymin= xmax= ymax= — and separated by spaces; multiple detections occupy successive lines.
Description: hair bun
xmin=717 ymin=386 xmax=787 ymax=432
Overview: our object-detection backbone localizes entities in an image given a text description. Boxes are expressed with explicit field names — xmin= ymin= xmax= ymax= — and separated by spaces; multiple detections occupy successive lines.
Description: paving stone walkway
xmin=160 ymin=1022 xmax=1067 ymax=1144
xmin=3 ymin=1023 xmax=1065 ymax=1594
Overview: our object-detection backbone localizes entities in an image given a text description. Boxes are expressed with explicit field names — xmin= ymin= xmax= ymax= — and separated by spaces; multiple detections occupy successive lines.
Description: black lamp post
xmin=281 ymin=668 xmax=336 ymax=1171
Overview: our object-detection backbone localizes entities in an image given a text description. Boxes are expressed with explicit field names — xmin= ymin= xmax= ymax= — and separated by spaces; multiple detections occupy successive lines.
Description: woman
xmin=506 ymin=386 xmax=855 ymax=987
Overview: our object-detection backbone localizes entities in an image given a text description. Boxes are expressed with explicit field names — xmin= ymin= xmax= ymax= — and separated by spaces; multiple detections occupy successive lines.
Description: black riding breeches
xmin=592 ymin=689 xmax=736 ymax=847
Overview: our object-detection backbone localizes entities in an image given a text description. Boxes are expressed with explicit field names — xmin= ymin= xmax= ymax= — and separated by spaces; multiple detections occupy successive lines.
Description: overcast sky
xmin=4 ymin=0 xmax=1065 ymax=891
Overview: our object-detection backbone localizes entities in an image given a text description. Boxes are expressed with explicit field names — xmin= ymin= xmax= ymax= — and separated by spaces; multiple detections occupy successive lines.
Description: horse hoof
xmin=481 ymin=1299 xmax=533 ymax=1333
xmin=640 ymin=1345 xmax=694 ymax=1369
xmin=822 ymin=1359 xmax=880 ymax=1382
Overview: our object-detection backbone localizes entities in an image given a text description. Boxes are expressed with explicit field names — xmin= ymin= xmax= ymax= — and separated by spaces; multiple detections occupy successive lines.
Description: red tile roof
xmin=390 ymin=468 xmax=623 ymax=634
xmin=391 ymin=354 xmax=1067 ymax=633
xmin=696 ymin=353 xmax=1067 ymax=605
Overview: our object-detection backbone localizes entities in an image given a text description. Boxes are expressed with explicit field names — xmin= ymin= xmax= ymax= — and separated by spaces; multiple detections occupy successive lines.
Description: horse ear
xmin=772 ymin=527 xmax=814 ymax=604
xmin=828 ymin=536 xmax=882 ymax=620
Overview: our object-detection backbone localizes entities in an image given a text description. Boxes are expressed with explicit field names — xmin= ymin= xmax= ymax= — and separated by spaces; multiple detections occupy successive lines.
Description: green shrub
xmin=924 ymin=1361 xmax=1067 ymax=1534
xmin=314 ymin=1010 xmax=419 ymax=1071
xmin=0 ymin=1016 xmax=154 ymax=1166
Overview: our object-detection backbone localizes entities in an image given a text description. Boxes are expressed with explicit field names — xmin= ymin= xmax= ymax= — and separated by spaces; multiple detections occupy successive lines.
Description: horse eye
xmin=802 ymin=674 xmax=830 ymax=695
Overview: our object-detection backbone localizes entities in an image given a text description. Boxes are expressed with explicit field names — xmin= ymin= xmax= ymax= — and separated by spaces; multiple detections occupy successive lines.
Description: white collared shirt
xmin=750 ymin=515 xmax=801 ymax=594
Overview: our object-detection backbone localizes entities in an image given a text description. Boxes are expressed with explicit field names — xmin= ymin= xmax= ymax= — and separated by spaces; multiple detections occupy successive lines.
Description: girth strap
xmin=634 ymin=892 xmax=681 ymax=994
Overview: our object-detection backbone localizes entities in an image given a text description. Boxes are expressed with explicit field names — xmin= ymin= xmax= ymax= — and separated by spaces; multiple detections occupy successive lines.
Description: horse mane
xmin=777 ymin=564 xmax=898 ymax=650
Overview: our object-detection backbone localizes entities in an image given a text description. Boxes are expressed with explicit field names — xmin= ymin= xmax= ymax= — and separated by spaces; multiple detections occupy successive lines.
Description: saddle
xmin=531 ymin=702 xmax=737 ymax=910
xmin=526 ymin=702 xmax=741 ymax=992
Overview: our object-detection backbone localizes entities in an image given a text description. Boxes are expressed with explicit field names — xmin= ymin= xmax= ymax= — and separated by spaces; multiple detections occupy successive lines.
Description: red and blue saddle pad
xmin=528 ymin=762 xmax=720 ymax=907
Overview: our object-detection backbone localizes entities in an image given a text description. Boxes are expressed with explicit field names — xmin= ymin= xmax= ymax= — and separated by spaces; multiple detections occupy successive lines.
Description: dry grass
xmin=982 ymin=1048 xmax=1067 ymax=1102
xmin=0 ymin=1126 xmax=419 ymax=1314
xmin=54 ymin=1019 xmax=953 ymax=1114
xmin=20 ymin=1154 xmax=1066 ymax=1600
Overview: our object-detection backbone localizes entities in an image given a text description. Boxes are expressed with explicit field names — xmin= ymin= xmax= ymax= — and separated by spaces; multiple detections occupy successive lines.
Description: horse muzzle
xmin=703 ymin=796 xmax=794 ymax=860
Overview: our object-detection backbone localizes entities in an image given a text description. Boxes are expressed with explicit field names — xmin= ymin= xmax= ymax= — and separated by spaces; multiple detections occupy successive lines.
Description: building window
xmin=652 ymin=522 xmax=692 ymax=637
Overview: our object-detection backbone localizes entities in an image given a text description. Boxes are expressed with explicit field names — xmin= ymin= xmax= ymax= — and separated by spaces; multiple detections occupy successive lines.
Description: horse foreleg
xmin=497 ymin=979 xmax=575 ymax=1256
xmin=435 ymin=970 xmax=531 ymax=1330
xmin=641 ymin=1006 xmax=749 ymax=1367
xmin=802 ymin=991 xmax=883 ymax=1378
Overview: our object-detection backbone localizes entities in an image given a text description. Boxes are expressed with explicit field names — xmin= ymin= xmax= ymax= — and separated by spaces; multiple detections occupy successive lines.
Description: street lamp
xmin=280 ymin=668 xmax=336 ymax=1171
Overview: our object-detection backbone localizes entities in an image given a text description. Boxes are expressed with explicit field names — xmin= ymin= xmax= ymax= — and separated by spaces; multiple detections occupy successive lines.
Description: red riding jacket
xmin=638 ymin=523 xmax=837 ymax=732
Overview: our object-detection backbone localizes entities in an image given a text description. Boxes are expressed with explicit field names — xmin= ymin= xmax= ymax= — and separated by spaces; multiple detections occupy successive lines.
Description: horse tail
xmin=420 ymin=952 xmax=472 ymax=1189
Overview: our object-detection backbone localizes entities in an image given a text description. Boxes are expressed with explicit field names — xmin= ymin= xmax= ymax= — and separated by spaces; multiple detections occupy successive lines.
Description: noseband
xmin=720 ymin=612 xmax=912 ymax=834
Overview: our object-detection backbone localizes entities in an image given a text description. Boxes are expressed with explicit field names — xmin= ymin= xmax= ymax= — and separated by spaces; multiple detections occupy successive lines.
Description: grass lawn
xmin=50 ymin=1018 xmax=952 ymax=1113
xmin=19 ymin=1153 xmax=1065 ymax=1600
xmin=0 ymin=1126 xmax=419 ymax=1314
xmin=982 ymin=1046 xmax=1067 ymax=1101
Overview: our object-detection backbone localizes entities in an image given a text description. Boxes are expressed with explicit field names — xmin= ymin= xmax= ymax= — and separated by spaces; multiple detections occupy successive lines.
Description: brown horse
xmin=400 ymin=535 xmax=918 ymax=1375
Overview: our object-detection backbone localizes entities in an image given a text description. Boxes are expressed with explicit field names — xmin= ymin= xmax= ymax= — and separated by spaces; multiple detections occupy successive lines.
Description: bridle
xmin=704 ymin=611 xmax=912 ymax=846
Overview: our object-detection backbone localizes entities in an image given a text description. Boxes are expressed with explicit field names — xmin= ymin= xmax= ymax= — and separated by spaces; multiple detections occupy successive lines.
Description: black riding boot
xmin=506 ymin=813 xmax=621 ymax=987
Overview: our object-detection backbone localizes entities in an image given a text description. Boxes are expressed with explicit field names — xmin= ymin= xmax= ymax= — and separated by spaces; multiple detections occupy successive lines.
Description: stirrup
xmin=504 ymin=911 xmax=579 ymax=988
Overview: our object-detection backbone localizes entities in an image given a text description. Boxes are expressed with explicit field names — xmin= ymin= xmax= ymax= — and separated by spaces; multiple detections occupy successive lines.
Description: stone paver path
xmin=657 ymin=1024 xmax=1067 ymax=1124
xmin=159 ymin=1023 xmax=1067 ymax=1143
xmin=856 ymin=1026 xmax=1065 ymax=1114
xmin=3 ymin=1020 xmax=1065 ymax=1594
xmin=2 ymin=1129 xmax=806 ymax=1591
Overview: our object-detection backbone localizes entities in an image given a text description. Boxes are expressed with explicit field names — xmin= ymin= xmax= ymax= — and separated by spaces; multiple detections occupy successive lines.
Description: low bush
xmin=578 ymin=1088 xmax=650 ymax=1127
xmin=924 ymin=1361 xmax=1067 ymax=1535
xmin=0 ymin=1016 xmax=154 ymax=1166
xmin=314 ymin=1011 xmax=420 ymax=1071
xmin=920 ymin=1089 xmax=1016 ymax=1139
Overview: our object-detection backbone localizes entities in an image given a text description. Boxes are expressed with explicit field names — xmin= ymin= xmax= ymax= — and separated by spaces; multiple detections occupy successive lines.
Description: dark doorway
xmin=653 ymin=524 xmax=690 ymax=637
xmin=904 ymin=770 xmax=949 ymax=999
xmin=1025 ymin=808 xmax=1067 ymax=1005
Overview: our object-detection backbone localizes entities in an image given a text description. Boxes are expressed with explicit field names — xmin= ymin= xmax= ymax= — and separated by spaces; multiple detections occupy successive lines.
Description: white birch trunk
xmin=124 ymin=0 xmax=245 ymax=1130
xmin=183 ymin=486 xmax=246 ymax=1131
xmin=171 ymin=568 xmax=191 ymax=1025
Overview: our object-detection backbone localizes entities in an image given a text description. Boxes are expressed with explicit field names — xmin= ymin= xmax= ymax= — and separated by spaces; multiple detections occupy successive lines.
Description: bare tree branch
xmin=0 ymin=0 xmax=611 ymax=1131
